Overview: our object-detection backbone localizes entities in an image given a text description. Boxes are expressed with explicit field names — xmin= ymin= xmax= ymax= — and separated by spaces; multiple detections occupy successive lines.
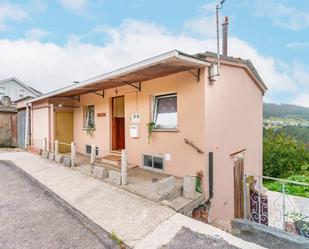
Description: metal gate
xmin=244 ymin=174 xmax=309 ymax=238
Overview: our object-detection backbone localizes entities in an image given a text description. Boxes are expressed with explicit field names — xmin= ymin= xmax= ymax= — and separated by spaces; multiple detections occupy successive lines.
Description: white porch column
xmin=71 ymin=142 xmax=76 ymax=167
xmin=43 ymin=137 xmax=47 ymax=151
xmin=24 ymin=104 xmax=30 ymax=148
xmin=121 ymin=149 xmax=128 ymax=185
xmin=55 ymin=140 xmax=59 ymax=156
xmin=90 ymin=144 xmax=96 ymax=165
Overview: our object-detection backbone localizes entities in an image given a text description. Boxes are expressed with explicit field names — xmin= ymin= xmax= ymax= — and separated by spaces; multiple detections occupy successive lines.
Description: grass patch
xmin=264 ymin=175 xmax=309 ymax=198
xmin=0 ymin=144 xmax=16 ymax=148
xmin=110 ymin=232 xmax=125 ymax=249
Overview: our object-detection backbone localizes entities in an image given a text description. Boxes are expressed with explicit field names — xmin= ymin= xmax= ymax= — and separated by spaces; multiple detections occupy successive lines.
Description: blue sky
xmin=0 ymin=0 xmax=309 ymax=107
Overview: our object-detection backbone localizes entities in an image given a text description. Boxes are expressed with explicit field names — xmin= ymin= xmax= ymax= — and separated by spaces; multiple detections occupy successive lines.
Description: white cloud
xmin=287 ymin=42 xmax=309 ymax=49
xmin=59 ymin=0 xmax=87 ymax=11
xmin=184 ymin=2 xmax=217 ymax=38
xmin=25 ymin=28 xmax=49 ymax=41
xmin=292 ymin=94 xmax=309 ymax=108
xmin=0 ymin=3 xmax=27 ymax=31
xmin=254 ymin=0 xmax=309 ymax=31
xmin=0 ymin=15 xmax=307 ymax=107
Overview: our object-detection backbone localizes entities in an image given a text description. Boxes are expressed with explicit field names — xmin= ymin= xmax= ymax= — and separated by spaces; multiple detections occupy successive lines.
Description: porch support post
xmin=121 ymin=149 xmax=128 ymax=185
xmin=71 ymin=142 xmax=76 ymax=167
xmin=25 ymin=104 xmax=30 ymax=148
xmin=55 ymin=140 xmax=59 ymax=156
xmin=90 ymin=144 xmax=96 ymax=165
xmin=43 ymin=137 xmax=47 ymax=151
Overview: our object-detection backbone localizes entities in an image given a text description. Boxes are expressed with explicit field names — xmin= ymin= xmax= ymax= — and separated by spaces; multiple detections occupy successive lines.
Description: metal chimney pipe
xmin=222 ymin=16 xmax=229 ymax=56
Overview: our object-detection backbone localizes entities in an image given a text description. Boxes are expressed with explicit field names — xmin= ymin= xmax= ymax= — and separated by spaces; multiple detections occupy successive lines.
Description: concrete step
xmin=169 ymin=193 xmax=205 ymax=216
xmin=211 ymin=219 xmax=232 ymax=233
xmin=101 ymin=154 xmax=121 ymax=167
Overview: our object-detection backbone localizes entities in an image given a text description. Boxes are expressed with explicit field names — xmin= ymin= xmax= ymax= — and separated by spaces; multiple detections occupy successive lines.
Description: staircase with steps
xmin=97 ymin=154 xmax=206 ymax=218
xmin=101 ymin=154 xmax=121 ymax=168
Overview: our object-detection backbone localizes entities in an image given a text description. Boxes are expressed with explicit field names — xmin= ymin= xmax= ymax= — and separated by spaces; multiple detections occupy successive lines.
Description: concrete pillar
xmin=71 ymin=142 xmax=76 ymax=167
xmin=43 ymin=137 xmax=47 ymax=151
xmin=121 ymin=149 xmax=128 ymax=185
xmin=90 ymin=144 xmax=96 ymax=165
xmin=55 ymin=140 xmax=59 ymax=157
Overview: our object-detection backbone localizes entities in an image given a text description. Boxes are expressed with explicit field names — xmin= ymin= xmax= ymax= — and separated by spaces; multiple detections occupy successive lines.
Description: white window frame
xmin=18 ymin=89 xmax=25 ymax=98
xmin=83 ymin=105 xmax=95 ymax=129
xmin=142 ymin=154 xmax=165 ymax=172
xmin=153 ymin=93 xmax=178 ymax=130
xmin=0 ymin=87 xmax=6 ymax=96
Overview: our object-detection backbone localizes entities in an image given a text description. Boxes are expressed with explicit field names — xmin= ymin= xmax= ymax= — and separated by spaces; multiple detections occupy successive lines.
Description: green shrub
xmin=263 ymin=129 xmax=309 ymax=178
xmin=264 ymin=175 xmax=309 ymax=198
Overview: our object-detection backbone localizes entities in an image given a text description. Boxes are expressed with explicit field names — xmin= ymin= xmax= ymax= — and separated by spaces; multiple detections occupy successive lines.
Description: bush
xmin=263 ymin=129 xmax=309 ymax=178
xmin=264 ymin=175 xmax=309 ymax=198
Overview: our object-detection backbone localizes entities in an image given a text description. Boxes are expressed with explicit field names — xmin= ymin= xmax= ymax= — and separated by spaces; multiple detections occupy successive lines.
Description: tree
xmin=263 ymin=129 xmax=309 ymax=178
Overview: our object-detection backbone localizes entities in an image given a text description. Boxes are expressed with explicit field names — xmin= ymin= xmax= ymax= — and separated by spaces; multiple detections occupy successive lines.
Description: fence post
xmin=43 ymin=137 xmax=47 ymax=151
xmin=55 ymin=140 xmax=59 ymax=156
xmin=90 ymin=145 xmax=96 ymax=165
xmin=71 ymin=142 xmax=76 ymax=167
xmin=282 ymin=181 xmax=286 ymax=231
xmin=258 ymin=176 xmax=262 ymax=224
xmin=121 ymin=149 xmax=128 ymax=185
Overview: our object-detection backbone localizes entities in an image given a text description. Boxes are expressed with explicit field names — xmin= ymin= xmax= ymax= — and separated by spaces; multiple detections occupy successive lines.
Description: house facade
xmin=26 ymin=50 xmax=266 ymax=222
xmin=0 ymin=78 xmax=41 ymax=101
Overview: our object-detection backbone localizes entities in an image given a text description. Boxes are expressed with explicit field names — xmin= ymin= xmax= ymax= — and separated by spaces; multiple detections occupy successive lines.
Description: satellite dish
xmin=2 ymin=96 xmax=11 ymax=106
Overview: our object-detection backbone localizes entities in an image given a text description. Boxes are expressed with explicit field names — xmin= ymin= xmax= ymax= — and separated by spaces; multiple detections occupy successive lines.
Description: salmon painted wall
xmin=204 ymin=64 xmax=263 ymax=222
xmin=73 ymin=70 xmax=208 ymax=185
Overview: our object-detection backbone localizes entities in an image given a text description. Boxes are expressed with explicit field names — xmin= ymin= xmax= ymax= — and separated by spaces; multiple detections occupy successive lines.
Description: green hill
xmin=264 ymin=103 xmax=309 ymax=120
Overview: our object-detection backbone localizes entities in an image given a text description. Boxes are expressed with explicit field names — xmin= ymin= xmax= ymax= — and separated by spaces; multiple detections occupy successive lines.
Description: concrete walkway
xmin=0 ymin=152 xmax=266 ymax=249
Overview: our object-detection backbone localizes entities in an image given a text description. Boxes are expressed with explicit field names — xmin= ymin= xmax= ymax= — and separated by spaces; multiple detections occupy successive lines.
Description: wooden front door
xmin=112 ymin=96 xmax=125 ymax=150
xmin=234 ymin=157 xmax=244 ymax=218
xmin=55 ymin=111 xmax=73 ymax=153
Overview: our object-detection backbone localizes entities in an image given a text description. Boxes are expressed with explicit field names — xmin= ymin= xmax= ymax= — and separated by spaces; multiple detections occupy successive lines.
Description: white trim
xmin=27 ymin=50 xmax=210 ymax=104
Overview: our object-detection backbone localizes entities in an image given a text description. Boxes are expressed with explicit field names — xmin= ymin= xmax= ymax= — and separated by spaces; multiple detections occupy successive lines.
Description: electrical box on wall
xmin=130 ymin=113 xmax=141 ymax=123
xmin=130 ymin=125 xmax=139 ymax=138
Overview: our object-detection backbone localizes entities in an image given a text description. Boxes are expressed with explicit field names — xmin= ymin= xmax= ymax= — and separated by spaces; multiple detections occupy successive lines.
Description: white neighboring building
xmin=0 ymin=78 xmax=41 ymax=101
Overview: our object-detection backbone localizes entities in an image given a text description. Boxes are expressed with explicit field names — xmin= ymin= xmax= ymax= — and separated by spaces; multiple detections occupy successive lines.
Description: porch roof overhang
xmin=28 ymin=50 xmax=210 ymax=103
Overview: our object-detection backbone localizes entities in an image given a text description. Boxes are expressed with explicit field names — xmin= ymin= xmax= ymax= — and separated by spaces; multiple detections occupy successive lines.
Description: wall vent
xmin=85 ymin=144 xmax=99 ymax=156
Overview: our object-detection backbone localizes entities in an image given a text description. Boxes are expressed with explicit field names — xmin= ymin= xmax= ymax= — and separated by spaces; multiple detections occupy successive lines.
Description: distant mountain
xmin=264 ymin=103 xmax=309 ymax=120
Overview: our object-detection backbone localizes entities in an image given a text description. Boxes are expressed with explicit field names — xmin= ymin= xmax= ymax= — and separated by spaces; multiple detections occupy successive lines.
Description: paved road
xmin=0 ymin=161 xmax=118 ymax=249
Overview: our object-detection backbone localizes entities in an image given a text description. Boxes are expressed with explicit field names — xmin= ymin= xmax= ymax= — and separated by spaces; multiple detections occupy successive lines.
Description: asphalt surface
xmin=0 ymin=161 xmax=118 ymax=249
xmin=160 ymin=227 xmax=241 ymax=249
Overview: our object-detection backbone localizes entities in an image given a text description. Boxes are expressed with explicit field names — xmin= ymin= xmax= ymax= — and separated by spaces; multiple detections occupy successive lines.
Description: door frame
xmin=111 ymin=95 xmax=125 ymax=151
xmin=234 ymin=156 xmax=244 ymax=218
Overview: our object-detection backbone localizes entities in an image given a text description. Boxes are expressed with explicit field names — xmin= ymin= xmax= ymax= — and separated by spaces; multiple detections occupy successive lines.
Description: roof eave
xmin=27 ymin=50 xmax=210 ymax=104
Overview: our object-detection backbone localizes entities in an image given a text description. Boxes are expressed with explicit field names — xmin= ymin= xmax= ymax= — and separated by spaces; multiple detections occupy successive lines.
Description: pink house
xmin=25 ymin=50 xmax=267 ymax=224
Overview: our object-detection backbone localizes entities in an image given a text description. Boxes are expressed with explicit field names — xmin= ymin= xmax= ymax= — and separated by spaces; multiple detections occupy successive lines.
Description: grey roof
xmin=194 ymin=51 xmax=268 ymax=91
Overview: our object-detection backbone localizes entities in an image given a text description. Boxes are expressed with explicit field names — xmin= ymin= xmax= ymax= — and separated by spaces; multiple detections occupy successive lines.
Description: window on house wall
xmin=0 ymin=87 xmax=6 ymax=96
xmin=18 ymin=89 xmax=25 ymax=98
xmin=83 ymin=105 xmax=95 ymax=129
xmin=153 ymin=93 xmax=177 ymax=129
xmin=142 ymin=154 xmax=164 ymax=170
